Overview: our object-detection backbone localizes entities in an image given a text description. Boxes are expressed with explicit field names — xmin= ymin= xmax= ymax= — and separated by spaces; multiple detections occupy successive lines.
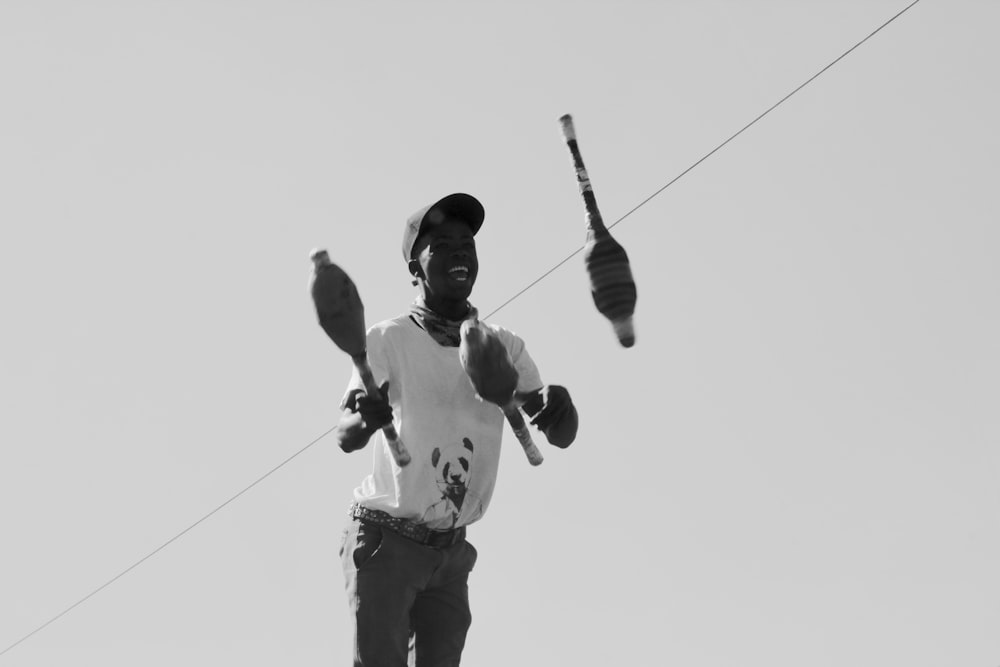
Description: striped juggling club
xmin=559 ymin=114 xmax=638 ymax=348
xmin=309 ymin=249 xmax=411 ymax=467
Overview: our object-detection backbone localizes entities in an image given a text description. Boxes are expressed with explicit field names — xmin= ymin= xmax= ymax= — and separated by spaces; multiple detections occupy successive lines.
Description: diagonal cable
xmin=0 ymin=426 xmax=337 ymax=658
xmin=486 ymin=0 xmax=923 ymax=320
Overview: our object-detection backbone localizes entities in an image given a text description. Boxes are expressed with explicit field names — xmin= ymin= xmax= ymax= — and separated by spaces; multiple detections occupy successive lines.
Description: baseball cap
xmin=402 ymin=193 xmax=485 ymax=261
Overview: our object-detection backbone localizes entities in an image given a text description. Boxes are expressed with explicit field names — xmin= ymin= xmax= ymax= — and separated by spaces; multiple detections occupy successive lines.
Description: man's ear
xmin=407 ymin=259 xmax=423 ymax=286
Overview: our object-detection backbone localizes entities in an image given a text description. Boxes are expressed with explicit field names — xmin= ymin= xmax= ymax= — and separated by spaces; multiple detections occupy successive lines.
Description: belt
xmin=349 ymin=504 xmax=466 ymax=549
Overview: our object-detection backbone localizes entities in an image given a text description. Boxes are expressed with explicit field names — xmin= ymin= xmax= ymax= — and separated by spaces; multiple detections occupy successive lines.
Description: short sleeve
xmin=497 ymin=327 xmax=543 ymax=393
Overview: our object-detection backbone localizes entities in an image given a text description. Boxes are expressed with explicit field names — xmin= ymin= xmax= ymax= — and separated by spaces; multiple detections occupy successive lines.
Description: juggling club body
xmin=309 ymin=249 xmax=411 ymax=466
xmin=309 ymin=250 xmax=367 ymax=356
xmin=458 ymin=318 xmax=519 ymax=405
xmin=584 ymin=226 xmax=637 ymax=348
xmin=459 ymin=318 xmax=544 ymax=466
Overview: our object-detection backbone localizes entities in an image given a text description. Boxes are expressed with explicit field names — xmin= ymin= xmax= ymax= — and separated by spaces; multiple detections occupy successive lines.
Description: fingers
xmin=352 ymin=381 xmax=390 ymax=411
xmin=357 ymin=399 xmax=392 ymax=423
xmin=528 ymin=385 xmax=572 ymax=431
xmin=340 ymin=439 xmax=368 ymax=453
xmin=356 ymin=382 xmax=393 ymax=430
xmin=515 ymin=389 xmax=544 ymax=417
xmin=340 ymin=388 xmax=364 ymax=411
xmin=530 ymin=402 xmax=567 ymax=431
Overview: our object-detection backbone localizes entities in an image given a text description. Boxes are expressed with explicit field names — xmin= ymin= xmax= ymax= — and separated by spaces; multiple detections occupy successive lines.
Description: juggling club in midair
xmin=309 ymin=249 xmax=411 ymax=467
xmin=559 ymin=113 xmax=638 ymax=348
xmin=459 ymin=316 xmax=544 ymax=466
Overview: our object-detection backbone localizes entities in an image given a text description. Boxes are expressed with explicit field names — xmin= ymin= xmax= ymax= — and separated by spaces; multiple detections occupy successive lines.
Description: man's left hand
xmin=517 ymin=385 xmax=578 ymax=448
xmin=526 ymin=385 xmax=571 ymax=430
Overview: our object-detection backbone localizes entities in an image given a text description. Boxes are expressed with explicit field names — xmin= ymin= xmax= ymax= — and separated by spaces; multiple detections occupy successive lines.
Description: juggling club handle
xmin=502 ymin=402 xmax=543 ymax=466
xmin=353 ymin=356 xmax=411 ymax=467
xmin=559 ymin=114 xmax=605 ymax=233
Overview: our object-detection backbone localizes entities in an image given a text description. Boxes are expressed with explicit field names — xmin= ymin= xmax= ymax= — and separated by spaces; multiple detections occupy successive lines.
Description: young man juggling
xmin=335 ymin=192 xmax=578 ymax=666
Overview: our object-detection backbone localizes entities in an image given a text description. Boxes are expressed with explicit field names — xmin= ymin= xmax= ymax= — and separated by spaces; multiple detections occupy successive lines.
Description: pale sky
xmin=2 ymin=1 xmax=998 ymax=665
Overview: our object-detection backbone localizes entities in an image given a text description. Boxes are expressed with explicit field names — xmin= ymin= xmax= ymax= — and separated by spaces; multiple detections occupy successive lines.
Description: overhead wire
xmin=487 ymin=0 xmax=923 ymax=320
xmin=1 ymin=0 xmax=923 ymax=657
xmin=0 ymin=426 xmax=337 ymax=658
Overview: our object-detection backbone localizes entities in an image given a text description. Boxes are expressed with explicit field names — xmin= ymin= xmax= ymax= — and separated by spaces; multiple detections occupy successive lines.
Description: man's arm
xmin=518 ymin=385 xmax=579 ymax=449
xmin=333 ymin=383 xmax=393 ymax=453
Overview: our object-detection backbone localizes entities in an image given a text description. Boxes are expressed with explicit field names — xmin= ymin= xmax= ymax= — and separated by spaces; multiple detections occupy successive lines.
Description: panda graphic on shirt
xmin=421 ymin=437 xmax=484 ymax=529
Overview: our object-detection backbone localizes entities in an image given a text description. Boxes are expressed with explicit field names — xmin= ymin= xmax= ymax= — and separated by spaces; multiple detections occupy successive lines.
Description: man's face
xmin=411 ymin=218 xmax=479 ymax=301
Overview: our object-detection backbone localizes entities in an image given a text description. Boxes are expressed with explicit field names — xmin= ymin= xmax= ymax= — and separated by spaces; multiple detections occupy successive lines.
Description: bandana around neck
xmin=409 ymin=297 xmax=479 ymax=347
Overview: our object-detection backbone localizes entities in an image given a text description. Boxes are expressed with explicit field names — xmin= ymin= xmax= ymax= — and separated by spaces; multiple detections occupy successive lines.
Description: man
xmin=335 ymin=192 xmax=578 ymax=666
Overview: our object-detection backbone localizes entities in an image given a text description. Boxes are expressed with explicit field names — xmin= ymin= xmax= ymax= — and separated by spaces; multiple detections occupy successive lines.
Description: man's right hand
xmin=353 ymin=381 xmax=394 ymax=431
xmin=337 ymin=382 xmax=394 ymax=452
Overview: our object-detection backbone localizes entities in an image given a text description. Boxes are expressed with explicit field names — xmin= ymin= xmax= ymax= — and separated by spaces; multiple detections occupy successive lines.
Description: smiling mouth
xmin=448 ymin=266 xmax=470 ymax=282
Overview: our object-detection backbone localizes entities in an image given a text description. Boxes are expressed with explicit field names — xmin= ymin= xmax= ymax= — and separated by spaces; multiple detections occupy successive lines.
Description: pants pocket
xmin=351 ymin=521 xmax=385 ymax=570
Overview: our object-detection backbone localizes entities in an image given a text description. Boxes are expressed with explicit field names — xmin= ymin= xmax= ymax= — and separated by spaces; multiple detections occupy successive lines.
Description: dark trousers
xmin=340 ymin=518 xmax=478 ymax=667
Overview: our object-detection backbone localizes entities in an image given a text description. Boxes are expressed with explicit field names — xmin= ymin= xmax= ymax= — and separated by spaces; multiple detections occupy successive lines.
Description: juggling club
xmin=309 ymin=249 xmax=411 ymax=467
xmin=459 ymin=317 xmax=544 ymax=466
xmin=559 ymin=113 xmax=638 ymax=348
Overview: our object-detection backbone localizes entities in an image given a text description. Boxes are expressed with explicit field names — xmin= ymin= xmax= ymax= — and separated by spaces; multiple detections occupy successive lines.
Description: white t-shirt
xmin=345 ymin=314 xmax=543 ymax=530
